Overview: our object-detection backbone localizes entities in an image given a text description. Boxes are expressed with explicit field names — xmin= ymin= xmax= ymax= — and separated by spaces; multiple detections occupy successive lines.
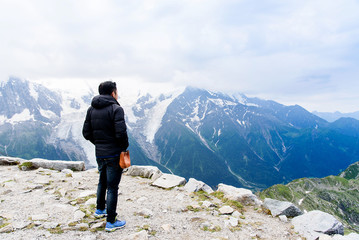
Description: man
xmin=82 ymin=81 xmax=129 ymax=232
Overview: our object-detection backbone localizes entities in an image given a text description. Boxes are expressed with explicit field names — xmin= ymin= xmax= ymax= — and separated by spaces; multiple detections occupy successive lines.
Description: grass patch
xmin=90 ymin=227 xmax=105 ymax=232
xmin=1 ymin=179 xmax=14 ymax=184
xmin=78 ymin=226 xmax=88 ymax=231
xmin=229 ymin=226 xmax=242 ymax=232
xmin=18 ymin=161 xmax=36 ymax=170
xmin=74 ymin=194 xmax=96 ymax=205
xmin=211 ymin=191 xmax=225 ymax=200
xmin=48 ymin=226 xmax=64 ymax=234
xmin=0 ymin=222 xmax=10 ymax=229
xmin=138 ymin=224 xmax=150 ymax=231
xmin=186 ymin=205 xmax=201 ymax=212
xmin=26 ymin=223 xmax=36 ymax=229
xmin=193 ymin=190 xmax=211 ymax=201
xmin=136 ymin=224 xmax=156 ymax=235
xmin=68 ymin=222 xmax=78 ymax=227
xmin=224 ymin=200 xmax=243 ymax=211
xmin=210 ymin=191 xmax=243 ymax=211
xmin=203 ymin=225 xmax=221 ymax=232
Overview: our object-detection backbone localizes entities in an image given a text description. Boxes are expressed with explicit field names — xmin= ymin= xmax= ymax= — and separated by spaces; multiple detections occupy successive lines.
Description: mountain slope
xmin=259 ymin=162 xmax=359 ymax=232
xmin=148 ymin=87 xmax=359 ymax=189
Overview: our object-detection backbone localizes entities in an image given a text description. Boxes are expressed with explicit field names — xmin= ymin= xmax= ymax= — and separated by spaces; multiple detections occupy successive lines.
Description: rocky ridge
xmin=0 ymin=156 xmax=358 ymax=240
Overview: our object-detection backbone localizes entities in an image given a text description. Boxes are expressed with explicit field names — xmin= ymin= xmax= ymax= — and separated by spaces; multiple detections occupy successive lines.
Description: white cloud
xmin=0 ymin=0 xmax=359 ymax=112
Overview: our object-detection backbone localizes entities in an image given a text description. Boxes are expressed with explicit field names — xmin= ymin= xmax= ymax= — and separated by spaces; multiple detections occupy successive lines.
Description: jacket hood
xmin=91 ymin=95 xmax=120 ymax=109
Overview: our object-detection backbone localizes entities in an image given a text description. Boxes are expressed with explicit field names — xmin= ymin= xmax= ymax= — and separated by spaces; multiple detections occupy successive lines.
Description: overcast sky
xmin=1 ymin=0 xmax=359 ymax=112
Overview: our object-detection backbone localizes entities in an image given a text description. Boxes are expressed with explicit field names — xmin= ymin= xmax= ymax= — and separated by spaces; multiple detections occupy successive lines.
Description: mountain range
xmin=312 ymin=111 xmax=359 ymax=122
xmin=1 ymin=77 xmax=359 ymax=190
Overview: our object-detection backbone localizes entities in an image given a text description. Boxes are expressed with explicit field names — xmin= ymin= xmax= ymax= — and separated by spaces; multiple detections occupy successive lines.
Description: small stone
xmin=191 ymin=204 xmax=201 ymax=210
xmin=279 ymin=215 xmax=288 ymax=222
xmin=59 ymin=188 xmax=67 ymax=197
xmin=0 ymin=217 xmax=3 ymax=226
xmin=138 ymin=208 xmax=153 ymax=217
xmin=43 ymin=222 xmax=59 ymax=229
xmin=161 ymin=224 xmax=172 ymax=232
xmin=225 ymin=217 xmax=238 ymax=227
xmin=0 ymin=224 xmax=13 ymax=233
xmin=211 ymin=211 xmax=219 ymax=217
xmin=61 ymin=169 xmax=74 ymax=175
xmin=85 ymin=198 xmax=97 ymax=206
xmin=219 ymin=206 xmax=234 ymax=215
xmin=91 ymin=222 xmax=105 ymax=229
xmin=44 ymin=232 xmax=52 ymax=238
xmin=73 ymin=210 xmax=86 ymax=221
xmin=34 ymin=221 xmax=43 ymax=226
xmin=232 ymin=211 xmax=241 ymax=219
xmin=75 ymin=223 xmax=88 ymax=230
xmin=228 ymin=217 xmax=238 ymax=227
xmin=78 ymin=190 xmax=96 ymax=199
xmin=31 ymin=213 xmax=49 ymax=221
xmin=202 ymin=200 xmax=215 ymax=208
xmin=12 ymin=221 xmax=31 ymax=230
xmin=137 ymin=197 xmax=148 ymax=203
xmin=200 ymin=222 xmax=211 ymax=229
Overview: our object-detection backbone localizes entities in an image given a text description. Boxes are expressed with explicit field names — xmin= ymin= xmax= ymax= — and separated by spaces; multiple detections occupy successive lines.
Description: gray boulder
xmin=217 ymin=183 xmax=262 ymax=206
xmin=263 ymin=198 xmax=303 ymax=217
xmin=151 ymin=173 xmax=186 ymax=189
xmin=21 ymin=158 xmax=85 ymax=171
xmin=292 ymin=210 xmax=344 ymax=240
xmin=184 ymin=178 xmax=214 ymax=193
xmin=126 ymin=165 xmax=163 ymax=181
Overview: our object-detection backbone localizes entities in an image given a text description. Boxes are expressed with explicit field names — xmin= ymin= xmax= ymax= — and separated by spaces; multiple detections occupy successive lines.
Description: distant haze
xmin=312 ymin=111 xmax=359 ymax=122
xmin=1 ymin=1 xmax=359 ymax=112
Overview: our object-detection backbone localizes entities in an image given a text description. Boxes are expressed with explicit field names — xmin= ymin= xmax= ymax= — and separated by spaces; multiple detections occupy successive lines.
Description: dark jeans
xmin=96 ymin=157 xmax=123 ymax=223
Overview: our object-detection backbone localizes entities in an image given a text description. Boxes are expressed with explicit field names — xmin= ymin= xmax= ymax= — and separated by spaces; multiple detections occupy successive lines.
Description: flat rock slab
xmin=263 ymin=198 xmax=302 ymax=217
xmin=126 ymin=165 xmax=162 ymax=180
xmin=292 ymin=210 xmax=344 ymax=240
xmin=151 ymin=173 xmax=186 ymax=189
xmin=23 ymin=158 xmax=85 ymax=171
xmin=217 ymin=183 xmax=262 ymax=206
xmin=219 ymin=206 xmax=235 ymax=215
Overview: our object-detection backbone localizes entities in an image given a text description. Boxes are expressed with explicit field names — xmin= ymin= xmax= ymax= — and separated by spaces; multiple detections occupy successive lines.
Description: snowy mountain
xmin=1 ymin=77 xmax=359 ymax=189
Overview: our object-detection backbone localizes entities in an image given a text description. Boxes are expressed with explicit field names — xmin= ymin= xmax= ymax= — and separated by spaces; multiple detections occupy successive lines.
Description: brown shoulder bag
xmin=119 ymin=150 xmax=131 ymax=169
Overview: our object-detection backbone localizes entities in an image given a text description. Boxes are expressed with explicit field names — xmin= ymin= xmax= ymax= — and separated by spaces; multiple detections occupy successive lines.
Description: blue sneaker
xmin=94 ymin=209 xmax=107 ymax=218
xmin=105 ymin=220 xmax=126 ymax=232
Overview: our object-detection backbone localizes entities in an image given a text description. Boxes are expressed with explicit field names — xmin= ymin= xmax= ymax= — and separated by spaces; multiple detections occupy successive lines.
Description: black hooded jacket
xmin=82 ymin=94 xmax=129 ymax=158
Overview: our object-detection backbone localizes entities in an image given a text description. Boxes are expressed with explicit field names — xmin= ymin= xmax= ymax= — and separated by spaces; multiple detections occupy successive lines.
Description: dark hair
xmin=98 ymin=81 xmax=117 ymax=95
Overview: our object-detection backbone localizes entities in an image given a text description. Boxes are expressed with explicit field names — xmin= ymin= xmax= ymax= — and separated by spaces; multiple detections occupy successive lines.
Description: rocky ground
xmin=0 ymin=164 xmax=305 ymax=240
